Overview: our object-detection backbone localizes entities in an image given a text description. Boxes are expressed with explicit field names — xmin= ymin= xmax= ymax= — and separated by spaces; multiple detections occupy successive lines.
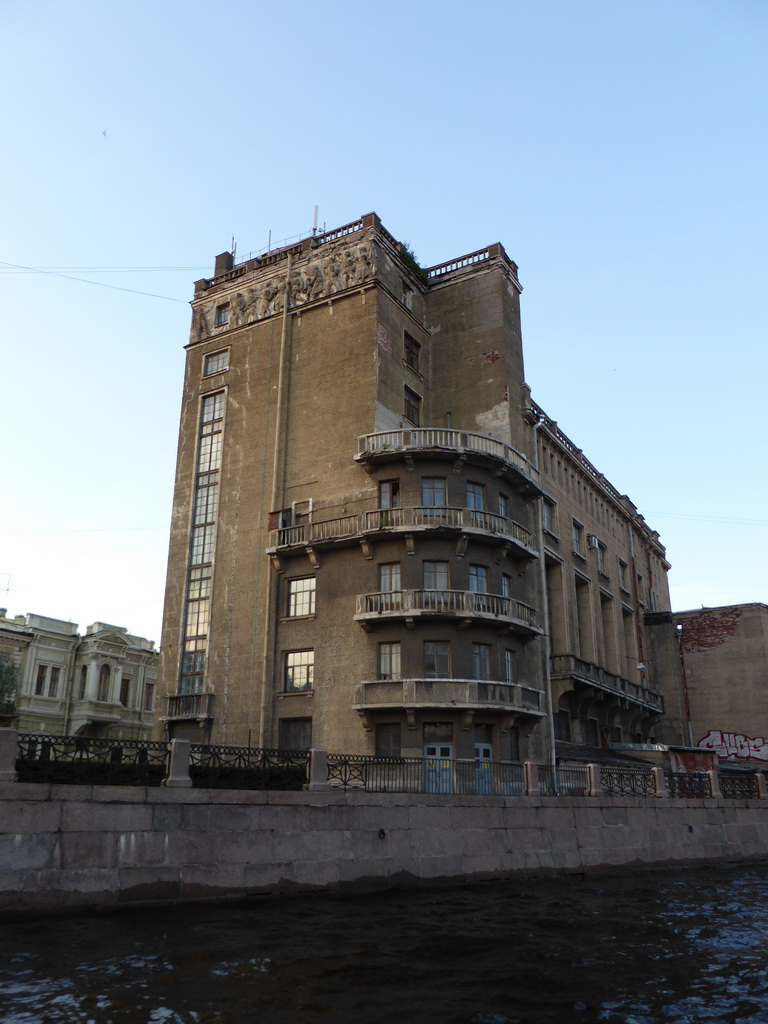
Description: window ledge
xmin=280 ymin=614 xmax=317 ymax=623
xmin=277 ymin=689 xmax=315 ymax=700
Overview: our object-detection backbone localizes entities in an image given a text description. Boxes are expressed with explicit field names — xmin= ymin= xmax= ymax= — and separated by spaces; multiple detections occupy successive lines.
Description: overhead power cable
xmin=0 ymin=260 xmax=188 ymax=302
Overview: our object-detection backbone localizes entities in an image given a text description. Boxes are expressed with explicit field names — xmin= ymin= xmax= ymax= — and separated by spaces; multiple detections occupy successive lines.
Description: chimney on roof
xmin=214 ymin=252 xmax=234 ymax=275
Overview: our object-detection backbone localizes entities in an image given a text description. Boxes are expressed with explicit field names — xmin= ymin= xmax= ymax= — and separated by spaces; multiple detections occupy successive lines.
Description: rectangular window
xmin=379 ymin=563 xmax=401 ymax=611
xmin=421 ymin=478 xmax=446 ymax=508
xmin=505 ymin=649 xmax=515 ymax=683
xmin=190 ymin=524 xmax=215 ymax=565
xmin=119 ymin=678 xmax=131 ymax=706
xmin=279 ymin=717 xmax=312 ymax=751
xmin=197 ymin=432 xmax=222 ymax=473
xmin=194 ymin=477 xmax=218 ymax=525
xmin=471 ymin=643 xmax=491 ymax=680
xmin=375 ymin=722 xmax=402 ymax=758
xmin=204 ymin=350 xmax=229 ymax=376
xmin=185 ymin=599 xmax=210 ymax=637
xmin=201 ymin=392 xmax=225 ymax=423
xmin=404 ymin=386 xmax=421 ymax=426
xmin=501 ymin=573 xmax=512 ymax=599
xmin=180 ymin=650 xmax=205 ymax=694
xmin=572 ymin=520 xmax=584 ymax=556
xmin=48 ymin=666 xmax=60 ymax=698
xmin=619 ymin=560 xmax=629 ymax=591
xmin=287 ymin=577 xmax=316 ymax=617
xmin=379 ymin=480 xmax=400 ymax=509
xmin=597 ymin=541 xmax=607 ymax=575
xmin=423 ymin=561 xmax=449 ymax=590
xmin=404 ymin=331 xmax=421 ymax=372
xmin=143 ymin=682 xmax=155 ymax=712
xmin=466 ymin=482 xmax=485 ymax=511
xmin=215 ymin=304 xmax=230 ymax=327
xmin=284 ymin=650 xmax=314 ymax=692
xmin=542 ymin=499 xmax=555 ymax=534
xmin=34 ymin=665 xmax=47 ymax=696
xmin=379 ymin=641 xmax=401 ymax=681
xmin=469 ymin=564 xmax=488 ymax=593
xmin=424 ymin=641 xmax=450 ymax=678
xmin=497 ymin=493 xmax=509 ymax=519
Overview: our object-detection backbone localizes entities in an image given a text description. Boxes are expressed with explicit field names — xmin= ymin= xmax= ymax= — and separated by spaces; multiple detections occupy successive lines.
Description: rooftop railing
xmin=356 ymin=429 xmax=541 ymax=488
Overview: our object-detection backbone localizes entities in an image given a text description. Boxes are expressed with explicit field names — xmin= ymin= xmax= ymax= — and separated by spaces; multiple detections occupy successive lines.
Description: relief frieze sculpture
xmin=193 ymin=241 xmax=375 ymax=340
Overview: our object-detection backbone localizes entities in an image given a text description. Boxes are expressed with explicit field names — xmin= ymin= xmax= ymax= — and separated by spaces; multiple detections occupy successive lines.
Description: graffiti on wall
xmin=698 ymin=730 xmax=768 ymax=761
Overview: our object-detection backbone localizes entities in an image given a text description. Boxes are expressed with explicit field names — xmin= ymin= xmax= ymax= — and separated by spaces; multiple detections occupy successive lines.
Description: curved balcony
xmin=354 ymin=589 xmax=541 ymax=636
xmin=353 ymin=677 xmax=545 ymax=719
xmin=355 ymin=429 xmax=542 ymax=495
xmin=550 ymin=654 xmax=664 ymax=713
xmin=267 ymin=505 xmax=537 ymax=559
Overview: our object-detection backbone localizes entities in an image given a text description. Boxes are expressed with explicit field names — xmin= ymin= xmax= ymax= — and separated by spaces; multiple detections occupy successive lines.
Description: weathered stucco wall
xmin=1 ymin=784 xmax=767 ymax=917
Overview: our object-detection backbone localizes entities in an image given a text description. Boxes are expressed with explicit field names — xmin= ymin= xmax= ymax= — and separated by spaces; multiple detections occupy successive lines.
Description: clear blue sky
xmin=3 ymin=0 xmax=767 ymax=643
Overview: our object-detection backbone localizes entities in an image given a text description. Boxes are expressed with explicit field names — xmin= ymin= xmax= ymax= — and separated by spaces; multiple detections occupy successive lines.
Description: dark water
xmin=3 ymin=863 xmax=768 ymax=1024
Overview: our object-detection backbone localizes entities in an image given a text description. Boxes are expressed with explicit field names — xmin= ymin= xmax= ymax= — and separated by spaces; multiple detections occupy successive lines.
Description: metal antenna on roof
xmin=312 ymin=206 xmax=318 ymax=236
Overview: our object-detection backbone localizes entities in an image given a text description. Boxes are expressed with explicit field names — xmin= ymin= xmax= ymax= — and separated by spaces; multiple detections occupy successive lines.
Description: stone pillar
xmin=523 ymin=761 xmax=540 ymax=796
xmin=651 ymin=766 xmax=667 ymax=798
xmin=0 ymin=729 xmax=18 ymax=783
xmin=586 ymin=763 xmax=602 ymax=798
xmin=708 ymin=768 xmax=722 ymax=799
xmin=757 ymin=773 xmax=768 ymax=800
xmin=307 ymin=748 xmax=330 ymax=792
xmin=163 ymin=738 xmax=192 ymax=788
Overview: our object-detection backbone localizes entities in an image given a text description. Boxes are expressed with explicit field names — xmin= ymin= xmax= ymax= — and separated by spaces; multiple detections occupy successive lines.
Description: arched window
xmin=97 ymin=664 xmax=111 ymax=702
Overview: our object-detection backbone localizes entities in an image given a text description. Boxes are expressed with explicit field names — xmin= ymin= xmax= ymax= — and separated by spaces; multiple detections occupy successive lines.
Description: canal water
xmin=2 ymin=863 xmax=768 ymax=1023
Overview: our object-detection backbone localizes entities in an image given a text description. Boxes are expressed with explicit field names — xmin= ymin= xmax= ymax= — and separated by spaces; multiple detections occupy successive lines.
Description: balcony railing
xmin=268 ymin=505 xmax=535 ymax=553
xmin=162 ymin=692 xmax=215 ymax=721
xmin=550 ymin=654 xmax=664 ymax=711
xmin=355 ymin=589 xmax=540 ymax=632
xmin=354 ymin=678 xmax=544 ymax=714
xmin=355 ymin=429 xmax=541 ymax=488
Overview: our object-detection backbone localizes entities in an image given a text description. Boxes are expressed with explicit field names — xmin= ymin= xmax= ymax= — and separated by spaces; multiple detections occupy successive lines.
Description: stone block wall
xmin=1 ymin=782 xmax=767 ymax=917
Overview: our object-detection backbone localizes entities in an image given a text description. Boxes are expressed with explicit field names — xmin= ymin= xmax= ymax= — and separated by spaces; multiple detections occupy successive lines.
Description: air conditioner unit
xmin=587 ymin=534 xmax=599 ymax=549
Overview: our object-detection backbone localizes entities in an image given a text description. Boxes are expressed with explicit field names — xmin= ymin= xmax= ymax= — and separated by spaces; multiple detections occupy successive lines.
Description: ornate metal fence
xmin=189 ymin=744 xmax=309 ymax=790
xmin=665 ymin=770 xmax=713 ymax=799
xmin=600 ymin=766 xmax=656 ymax=797
xmin=16 ymin=734 xmax=169 ymax=786
xmin=720 ymin=773 xmax=760 ymax=799
xmin=327 ymin=754 xmax=525 ymax=795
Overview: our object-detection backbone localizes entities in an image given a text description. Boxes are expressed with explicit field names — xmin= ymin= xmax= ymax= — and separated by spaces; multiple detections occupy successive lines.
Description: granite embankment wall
xmin=1 ymin=782 xmax=767 ymax=916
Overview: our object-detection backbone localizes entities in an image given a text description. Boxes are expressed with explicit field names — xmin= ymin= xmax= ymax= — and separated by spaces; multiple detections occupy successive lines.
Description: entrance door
xmin=424 ymin=743 xmax=453 ymax=794
xmin=474 ymin=743 xmax=493 ymax=795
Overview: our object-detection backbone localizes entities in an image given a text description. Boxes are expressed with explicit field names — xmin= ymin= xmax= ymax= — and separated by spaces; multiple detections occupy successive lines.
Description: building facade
xmin=157 ymin=212 xmax=684 ymax=762
xmin=671 ymin=603 xmax=768 ymax=765
xmin=0 ymin=610 xmax=158 ymax=738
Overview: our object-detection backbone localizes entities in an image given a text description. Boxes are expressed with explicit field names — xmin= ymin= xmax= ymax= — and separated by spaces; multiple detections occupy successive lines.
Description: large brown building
xmin=157 ymin=212 xmax=685 ymax=763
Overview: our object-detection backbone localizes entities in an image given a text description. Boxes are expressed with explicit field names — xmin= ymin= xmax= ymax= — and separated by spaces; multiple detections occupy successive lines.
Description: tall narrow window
xmin=284 ymin=650 xmax=314 ymax=691
xmin=378 ymin=642 xmax=401 ymax=681
xmin=48 ymin=666 xmax=60 ymax=698
xmin=424 ymin=641 xmax=450 ymax=678
xmin=404 ymin=331 xmax=420 ymax=372
xmin=505 ymin=649 xmax=515 ymax=683
xmin=498 ymin=493 xmax=509 ymax=519
xmin=34 ymin=665 xmax=47 ymax=695
xmin=469 ymin=564 xmax=488 ymax=611
xmin=471 ymin=643 xmax=491 ymax=680
xmin=379 ymin=563 xmax=401 ymax=611
xmin=98 ymin=664 xmax=111 ymax=702
xmin=379 ymin=480 xmax=400 ymax=509
xmin=143 ymin=682 xmax=155 ymax=712
xmin=78 ymin=666 xmax=87 ymax=700
xmin=404 ymin=386 xmax=421 ymax=426
xmin=120 ymin=678 xmax=131 ymax=706
xmin=572 ymin=520 xmax=584 ymax=557
xmin=467 ymin=482 xmax=485 ymax=525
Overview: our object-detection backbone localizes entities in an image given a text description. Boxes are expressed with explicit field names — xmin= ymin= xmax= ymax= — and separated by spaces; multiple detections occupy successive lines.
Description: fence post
xmin=757 ymin=773 xmax=768 ymax=800
xmin=523 ymin=761 xmax=540 ymax=796
xmin=586 ymin=763 xmax=601 ymax=798
xmin=651 ymin=766 xmax=666 ymax=798
xmin=163 ymin=739 xmax=192 ymax=788
xmin=0 ymin=728 xmax=18 ymax=783
xmin=708 ymin=768 xmax=721 ymax=799
xmin=308 ymin=748 xmax=330 ymax=792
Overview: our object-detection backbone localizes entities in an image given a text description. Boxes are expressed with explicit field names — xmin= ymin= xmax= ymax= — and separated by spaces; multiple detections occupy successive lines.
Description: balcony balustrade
xmin=353 ymin=677 xmax=545 ymax=716
xmin=355 ymin=589 xmax=541 ymax=634
xmin=355 ymin=428 xmax=542 ymax=492
xmin=162 ymin=691 xmax=215 ymax=721
xmin=550 ymin=654 xmax=664 ymax=712
xmin=267 ymin=504 xmax=536 ymax=557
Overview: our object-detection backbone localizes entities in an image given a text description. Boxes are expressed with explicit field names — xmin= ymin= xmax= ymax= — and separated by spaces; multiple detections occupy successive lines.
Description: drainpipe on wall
xmin=531 ymin=414 xmax=558 ymax=792
xmin=257 ymin=253 xmax=293 ymax=748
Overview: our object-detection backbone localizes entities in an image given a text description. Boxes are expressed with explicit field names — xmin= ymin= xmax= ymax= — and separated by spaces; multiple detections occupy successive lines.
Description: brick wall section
xmin=680 ymin=607 xmax=743 ymax=654
xmin=1 ymin=784 xmax=767 ymax=917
